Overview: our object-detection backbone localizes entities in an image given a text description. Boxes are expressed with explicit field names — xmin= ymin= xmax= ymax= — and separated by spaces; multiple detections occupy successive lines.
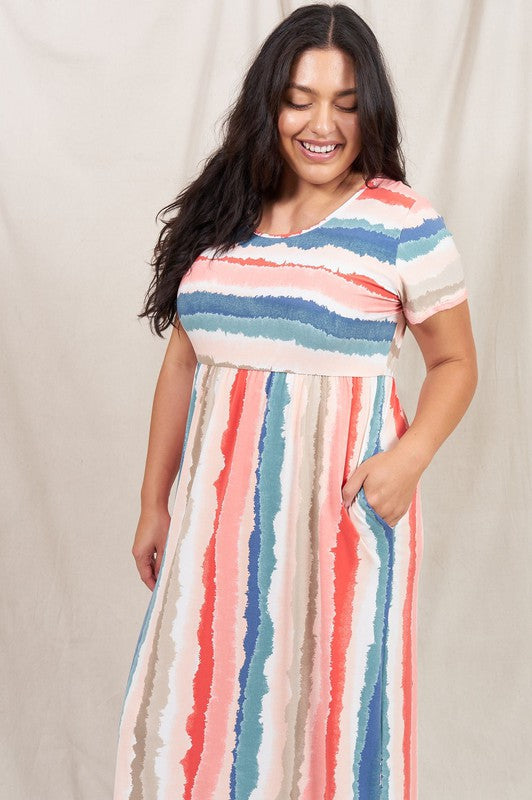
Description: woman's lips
xmin=296 ymin=139 xmax=343 ymax=162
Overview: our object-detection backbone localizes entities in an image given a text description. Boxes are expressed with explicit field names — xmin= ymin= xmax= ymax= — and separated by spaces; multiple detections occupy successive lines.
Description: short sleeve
xmin=395 ymin=197 xmax=468 ymax=324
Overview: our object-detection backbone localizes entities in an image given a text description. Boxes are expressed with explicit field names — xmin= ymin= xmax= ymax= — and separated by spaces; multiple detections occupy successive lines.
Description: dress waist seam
xmin=195 ymin=360 xmax=396 ymax=379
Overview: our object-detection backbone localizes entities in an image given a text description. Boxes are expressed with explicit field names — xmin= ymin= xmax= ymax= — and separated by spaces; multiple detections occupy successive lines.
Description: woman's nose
xmin=308 ymin=104 xmax=336 ymax=134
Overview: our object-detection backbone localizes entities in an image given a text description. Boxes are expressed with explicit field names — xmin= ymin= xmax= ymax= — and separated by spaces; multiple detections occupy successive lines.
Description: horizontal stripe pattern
xmin=174 ymin=177 xmax=468 ymax=375
xmin=113 ymin=177 xmax=461 ymax=798
xmin=395 ymin=198 xmax=467 ymax=324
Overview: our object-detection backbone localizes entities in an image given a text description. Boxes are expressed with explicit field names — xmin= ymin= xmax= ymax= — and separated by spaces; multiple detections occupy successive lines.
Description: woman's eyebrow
xmin=286 ymin=82 xmax=357 ymax=97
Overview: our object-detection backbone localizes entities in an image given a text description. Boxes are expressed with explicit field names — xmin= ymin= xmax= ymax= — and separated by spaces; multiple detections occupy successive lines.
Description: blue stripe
xmin=354 ymin=377 xmax=395 ymax=796
xmin=397 ymin=226 xmax=451 ymax=262
xmin=230 ymin=372 xmax=289 ymax=798
xmin=353 ymin=377 xmax=389 ymax=797
xmin=398 ymin=214 xmax=446 ymax=244
xmin=178 ymin=291 xmax=396 ymax=339
xmin=245 ymin=222 xmax=398 ymax=262
xmin=179 ymin=292 xmax=396 ymax=341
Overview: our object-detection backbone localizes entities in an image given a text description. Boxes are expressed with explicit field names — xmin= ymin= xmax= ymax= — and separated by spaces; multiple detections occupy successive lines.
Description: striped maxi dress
xmin=113 ymin=175 xmax=468 ymax=799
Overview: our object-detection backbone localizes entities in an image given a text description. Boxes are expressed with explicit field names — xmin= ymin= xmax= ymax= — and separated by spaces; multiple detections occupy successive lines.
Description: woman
xmin=113 ymin=4 xmax=477 ymax=798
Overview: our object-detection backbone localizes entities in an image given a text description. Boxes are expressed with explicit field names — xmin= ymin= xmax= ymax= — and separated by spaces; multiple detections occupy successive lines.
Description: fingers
xmin=132 ymin=545 xmax=157 ymax=592
xmin=153 ymin=543 xmax=165 ymax=581
xmin=341 ymin=482 xmax=363 ymax=508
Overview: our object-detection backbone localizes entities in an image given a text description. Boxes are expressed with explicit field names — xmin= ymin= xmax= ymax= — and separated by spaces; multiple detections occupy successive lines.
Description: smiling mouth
xmin=298 ymin=140 xmax=342 ymax=152
xmin=295 ymin=140 xmax=344 ymax=160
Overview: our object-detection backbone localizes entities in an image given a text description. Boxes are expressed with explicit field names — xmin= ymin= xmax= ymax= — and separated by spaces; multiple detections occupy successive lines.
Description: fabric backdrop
xmin=1 ymin=1 xmax=530 ymax=797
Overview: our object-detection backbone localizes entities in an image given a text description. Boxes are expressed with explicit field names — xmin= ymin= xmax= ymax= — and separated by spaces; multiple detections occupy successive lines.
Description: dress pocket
xmin=358 ymin=485 xmax=390 ymax=529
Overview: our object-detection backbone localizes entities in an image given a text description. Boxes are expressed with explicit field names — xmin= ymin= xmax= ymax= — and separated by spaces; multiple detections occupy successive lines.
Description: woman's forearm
xmin=140 ymin=360 xmax=197 ymax=510
xmin=394 ymin=356 xmax=478 ymax=473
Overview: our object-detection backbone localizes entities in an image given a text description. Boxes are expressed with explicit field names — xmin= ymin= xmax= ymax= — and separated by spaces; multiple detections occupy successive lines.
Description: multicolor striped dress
xmin=113 ymin=175 xmax=468 ymax=799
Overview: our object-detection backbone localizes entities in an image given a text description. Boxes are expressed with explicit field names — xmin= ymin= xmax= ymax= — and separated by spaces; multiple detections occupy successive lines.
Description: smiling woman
xmin=257 ymin=46 xmax=367 ymax=235
xmin=285 ymin=80 xmax=359 ymax=155
xmin=279 ymin=53 xmax=361 ymax=164
xmin=113 ymin=4 xmax=477 ymax=800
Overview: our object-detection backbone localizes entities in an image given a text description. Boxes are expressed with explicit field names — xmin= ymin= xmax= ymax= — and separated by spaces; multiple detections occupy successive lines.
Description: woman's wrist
xmin=140 ymin=487 xmax=171 ymax=513
xmin=140 ymin=463 xmax=177 ymax=511
xmin=394 ymin=427 xmax=434 ymax=474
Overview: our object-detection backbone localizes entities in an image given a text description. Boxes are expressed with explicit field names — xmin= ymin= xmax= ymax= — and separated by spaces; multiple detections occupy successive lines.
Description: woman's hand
xmin=131 ymin=505 xmax=171 ymax=591
xmin=341 ymin=447 xmax=424 ymax=528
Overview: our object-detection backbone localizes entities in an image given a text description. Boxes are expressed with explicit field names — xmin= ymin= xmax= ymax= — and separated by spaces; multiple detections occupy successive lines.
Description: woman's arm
xmin=393 ymin=298 xmax=478 ymax=471
xmin=342 ymin=299 xmax=478 ymax=526
xmin=132 ymin=323 xmax=198 ymax=590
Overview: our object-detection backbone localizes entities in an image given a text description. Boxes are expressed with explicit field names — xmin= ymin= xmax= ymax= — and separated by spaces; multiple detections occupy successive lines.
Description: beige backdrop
xmin=1 ymin=1 xmax=530 ymax=797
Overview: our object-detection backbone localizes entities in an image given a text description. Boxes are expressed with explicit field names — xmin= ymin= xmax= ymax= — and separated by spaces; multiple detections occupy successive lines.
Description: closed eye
xmin=286 ymin=101 xmax=358 ymax=112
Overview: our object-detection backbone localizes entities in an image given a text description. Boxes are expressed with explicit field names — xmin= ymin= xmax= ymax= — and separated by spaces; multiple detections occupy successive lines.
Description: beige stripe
xmin=271 ymin=377 xmax=310 ymax=799
xmin=287 ymin=375 xmax=330 ymax=797
xmin=129 ymin=365 xmax=214 ymax=797
xmin=405 ymin=278 xmax=466 ymax=317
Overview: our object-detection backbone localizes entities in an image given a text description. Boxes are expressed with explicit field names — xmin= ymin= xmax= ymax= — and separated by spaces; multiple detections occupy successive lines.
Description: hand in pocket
xmin=342 ymin=448 xmax=421 ymax=528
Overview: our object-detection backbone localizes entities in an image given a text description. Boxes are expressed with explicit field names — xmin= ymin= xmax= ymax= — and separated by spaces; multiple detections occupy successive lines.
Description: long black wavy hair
xmin=139 ymin=3 xmax=409 ymax=336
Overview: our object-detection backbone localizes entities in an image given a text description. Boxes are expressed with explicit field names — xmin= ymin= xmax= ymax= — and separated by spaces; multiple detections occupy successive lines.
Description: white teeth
xmin=301 ymin=141 xmax=338 ymax=153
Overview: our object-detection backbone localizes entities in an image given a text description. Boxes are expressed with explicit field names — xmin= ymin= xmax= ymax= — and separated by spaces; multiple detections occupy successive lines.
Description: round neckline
xmin=253 ymin=177 xmax=378 ymax=238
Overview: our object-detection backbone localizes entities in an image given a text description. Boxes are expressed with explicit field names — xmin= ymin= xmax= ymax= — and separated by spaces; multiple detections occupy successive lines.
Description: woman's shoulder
xmin=364 ymin=176 xmax=449 ymax=233
xmin=368 ymin=176 xmax=435 ymax=210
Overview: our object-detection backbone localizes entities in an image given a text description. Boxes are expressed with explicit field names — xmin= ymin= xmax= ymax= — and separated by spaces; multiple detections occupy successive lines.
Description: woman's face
xmin=277 ymin=47 xmax=362 ymax=187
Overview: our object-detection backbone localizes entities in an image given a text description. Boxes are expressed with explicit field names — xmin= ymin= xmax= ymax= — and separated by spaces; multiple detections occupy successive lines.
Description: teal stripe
xmin=180 ymin=314 xmax=391 ymax=357
xmin=327 ymin=219 xmax=401 ymax=236
xmin=397 ymin=226 xmax=450 ymax=261
xmin=235 ymin=373 xmax=290 ymax=797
